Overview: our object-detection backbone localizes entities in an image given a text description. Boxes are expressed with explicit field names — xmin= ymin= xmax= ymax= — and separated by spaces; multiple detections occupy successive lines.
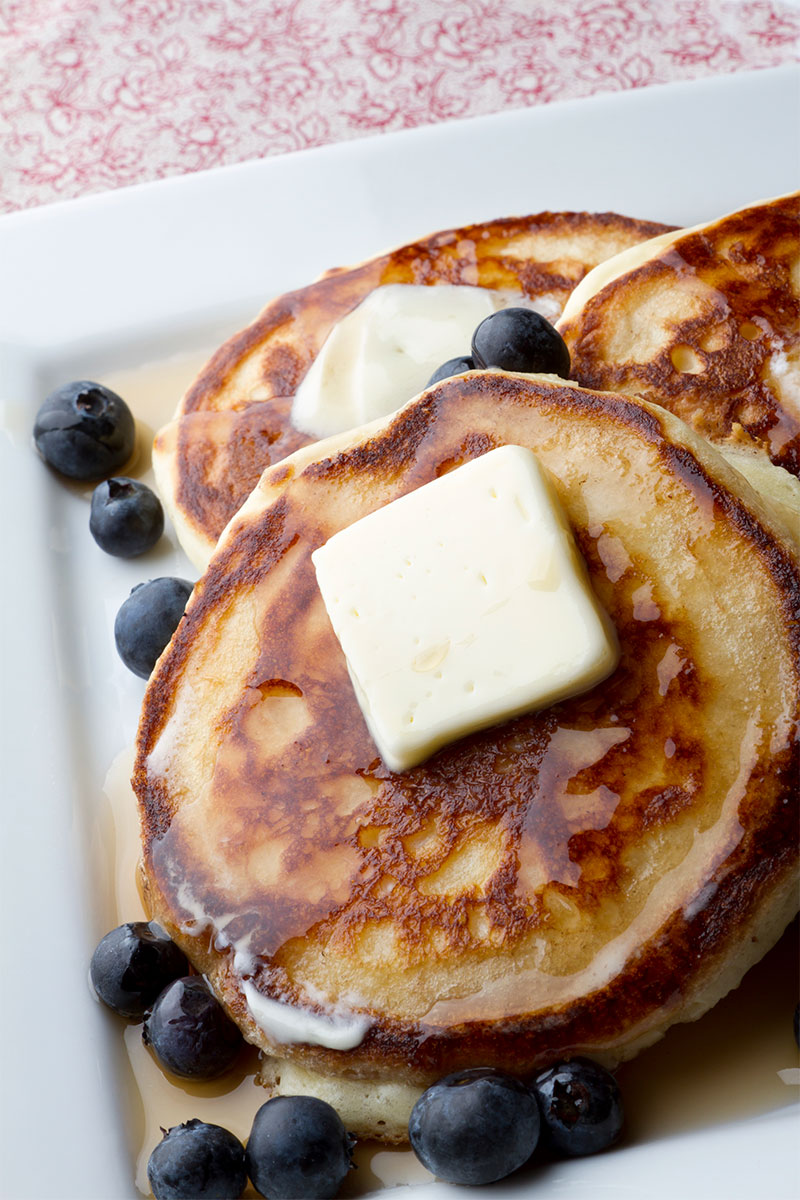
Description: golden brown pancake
xmin=134 ymin=372 xmax=799 ymax=1141
xmin=152 ymin=210 xmax=675 ymax=567
xmin=558 ymin=193 xmax=800 ymax=479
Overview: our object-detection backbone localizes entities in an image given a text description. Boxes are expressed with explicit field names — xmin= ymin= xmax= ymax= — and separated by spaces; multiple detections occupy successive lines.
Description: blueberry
xmin=245 ymin=1095 xmax=354 ymax=1199
xmin=531 ymin=1057 xmax=623 ymax=1157
xmin=426 ymin=355 xmax=475 ymax=387
xmin=408 ymin=1067 xmax=540 ymax=1185
xmin=90 ymin=477 xmax=164 ymax=557
xmin=471 ymin=307 xmax=571 ymax=377
xmin=147 ymin=1120 xmax=247 ymax=1200
xmin=114 ymin=576 xmax=193 ymax=678
xmin=89 ymin=921 xmax=189 ymax=1020
xmin=143 ymin=977 xmax=243 ymax=1079
xmin=33 ymin=380 xmax=136 ymax=480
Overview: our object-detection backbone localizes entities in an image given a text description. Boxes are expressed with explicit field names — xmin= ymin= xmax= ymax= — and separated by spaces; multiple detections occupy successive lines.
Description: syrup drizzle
xmin=104 ymin=746 xmax=798 ymax=1195
xmin=98 ymin=355 xmax=799 ymax=1196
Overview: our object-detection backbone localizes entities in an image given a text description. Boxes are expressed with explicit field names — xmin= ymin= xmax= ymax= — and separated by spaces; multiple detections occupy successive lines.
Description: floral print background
xmin=1 ymin=0 xmax=798 ymax=213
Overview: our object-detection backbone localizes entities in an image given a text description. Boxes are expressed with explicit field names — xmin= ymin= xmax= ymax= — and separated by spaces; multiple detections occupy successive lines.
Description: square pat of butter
xmin=312 ymin=444 xmax=618 ymax=773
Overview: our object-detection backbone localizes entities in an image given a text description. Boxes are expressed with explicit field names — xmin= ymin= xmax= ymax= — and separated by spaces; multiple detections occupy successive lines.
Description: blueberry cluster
xmin=147 ymin=1098 xmax=354 ymax=1200
xmin=91 ymin=923 xmax=354 ymax=1199
xmin=91 ymin=924 xmax=624 ymax=1197
xmin=408 ymin=1060 xmax=624 ymax=1187
xmin=145 ymin=1056 xmax=622 ymax=1199
xmin=425 ymin=306 xmax=571 ymax=388
xmin=90 ymin=922 xmax=243 ymax=1078
xmin=33 ymin=380 xmax=192 ymax=677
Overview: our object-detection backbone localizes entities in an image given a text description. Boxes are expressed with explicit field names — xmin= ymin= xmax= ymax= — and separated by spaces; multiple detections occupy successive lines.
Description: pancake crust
xmin=558 ymin=193 xmax=800 ymax=478
xmin=134 ymin=372 xmax=799 ymax=1143
xmin=153 ymin=211 xmax=675 ymax=566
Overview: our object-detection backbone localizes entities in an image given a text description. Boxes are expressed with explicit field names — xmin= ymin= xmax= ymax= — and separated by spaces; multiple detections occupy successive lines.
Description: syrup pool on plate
xmin=96 ymin=356 xmax=799 ymax=1197
xmin=104 ymin=353 xmax=214 ymax=466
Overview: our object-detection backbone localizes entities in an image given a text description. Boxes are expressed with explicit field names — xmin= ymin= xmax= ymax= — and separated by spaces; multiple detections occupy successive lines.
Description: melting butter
xmin=313 ymin=445 xmax=619 ymax=773
xmin=292 ymin=283 xmax=534 ymax=438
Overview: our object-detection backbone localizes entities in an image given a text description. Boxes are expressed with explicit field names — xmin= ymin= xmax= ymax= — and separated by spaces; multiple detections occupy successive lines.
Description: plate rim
xmin=1 ymin=64 xmax=799 ymax=1200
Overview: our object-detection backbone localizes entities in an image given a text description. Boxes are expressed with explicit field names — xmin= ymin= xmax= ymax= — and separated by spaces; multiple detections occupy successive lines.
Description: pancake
xmin=152 ymin=210 xmax=675 ymax=567
xmin=134 ymin=372 xmax=800 ymax=1142
xmin=557 ymin=194 xmax=800 ymax=484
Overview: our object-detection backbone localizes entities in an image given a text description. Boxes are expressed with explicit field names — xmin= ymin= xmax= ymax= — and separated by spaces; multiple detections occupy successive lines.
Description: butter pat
xmin=292 ymin=283 xmax=509 ymax=438
xmin=312 ymin=445 xmax=619 ymax=772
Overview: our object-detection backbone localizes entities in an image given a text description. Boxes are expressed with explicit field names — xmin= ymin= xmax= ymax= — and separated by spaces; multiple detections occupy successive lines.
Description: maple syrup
xmin=104 ymin=736 xmax=798 ymax=1193
xmin=105 ymin=351 xmax=214 ymax=479
xmin=97 ymin=357 xmax=799 ymax=1196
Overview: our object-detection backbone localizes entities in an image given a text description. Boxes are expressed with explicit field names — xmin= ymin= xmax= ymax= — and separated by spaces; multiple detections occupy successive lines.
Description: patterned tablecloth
xmin=2 ymin=0 xmax=798 ymax=214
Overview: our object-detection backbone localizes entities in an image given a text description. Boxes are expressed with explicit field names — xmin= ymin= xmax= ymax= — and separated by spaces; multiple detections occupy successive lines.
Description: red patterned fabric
xmin=1 ymin=0 xmax=798 ymax=213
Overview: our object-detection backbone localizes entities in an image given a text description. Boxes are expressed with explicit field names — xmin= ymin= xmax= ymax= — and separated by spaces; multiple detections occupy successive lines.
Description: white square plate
xmin=1 ymin=65 xmax=799 ymax=1200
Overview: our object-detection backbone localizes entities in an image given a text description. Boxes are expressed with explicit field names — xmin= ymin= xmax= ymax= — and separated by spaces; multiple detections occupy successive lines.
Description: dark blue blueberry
xmin=408 ymin=1067 xmax=540 ymax=1185
xmin=245 ymin=1095 xmax=354 ymax=1199
xmin=471 ymin=307 xmax=571 ymax=378
xmin=143 ymin=977 xmax=243 ymax=1080
xmin=90 ymin=477 xmax=164 ymax=557
xmin=531 ymin=1057 xmax=623 ymax=1157
xmin=33 ymin=380 xmax=136 ymax=480
xmin=426 ymin=355 xmax=475 ymax=387
xmin=114 ymin=576 xmax=193 ymax=679
xmin=90 ymin=921 xmax=189 ymax=1020
xmin=147 ymin=1120 xmax=247 ymax=1200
